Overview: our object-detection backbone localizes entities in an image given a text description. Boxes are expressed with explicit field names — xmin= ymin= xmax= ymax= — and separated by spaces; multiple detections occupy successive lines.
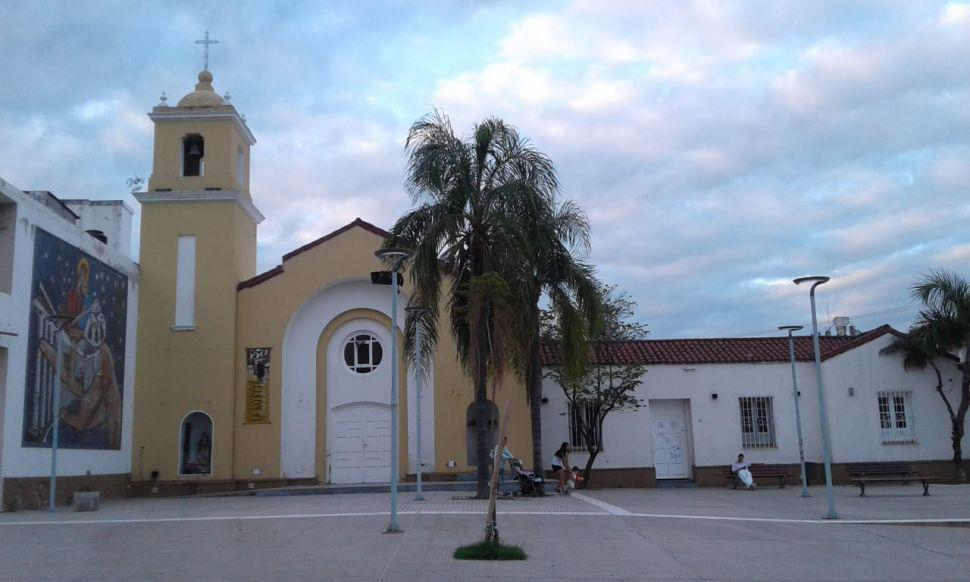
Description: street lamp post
xmin=48 ymin=314 xmax=72 ymax=512
xmin=405 ymin=305 xmax=429 ymax=502
xmin=779 ymin=325 xmax=809 ymax=498
xmin=793 ymin=276 xmax=839 ymax=519
xmin=375 ymin=248 xmax=412 ymax=533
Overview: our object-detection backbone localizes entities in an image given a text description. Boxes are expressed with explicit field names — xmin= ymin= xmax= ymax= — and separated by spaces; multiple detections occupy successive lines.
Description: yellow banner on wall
xmin=245 ymin=347 xmax=271 ymax=424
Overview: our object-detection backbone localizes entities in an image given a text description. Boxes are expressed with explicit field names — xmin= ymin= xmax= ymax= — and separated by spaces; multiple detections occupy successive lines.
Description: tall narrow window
xmin=878 ymin=391 xmax=915 ymax=444
xmin=236 ymin=147 xmax=245 ymax=187
xmin=182 ymin=134 xmax=204 ymax=177
xmin=739 ymin=396 xmax=776 ymax=448
xmin=174 ymin=235 xmax=196 ymax=329
xmin=569 ymin=401 xmax=601 ymax=451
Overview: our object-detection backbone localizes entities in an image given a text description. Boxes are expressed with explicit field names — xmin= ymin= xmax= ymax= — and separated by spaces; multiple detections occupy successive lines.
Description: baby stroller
xmin=507 ymin=457 xmax=545 ymax=497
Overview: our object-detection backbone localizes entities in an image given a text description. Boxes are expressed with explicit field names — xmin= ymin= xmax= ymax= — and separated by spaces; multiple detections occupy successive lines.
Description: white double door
xmin=330 ymin=404 xmax=391 ymax=484
xmin=650 ymin=399 xmax=691 ymax=479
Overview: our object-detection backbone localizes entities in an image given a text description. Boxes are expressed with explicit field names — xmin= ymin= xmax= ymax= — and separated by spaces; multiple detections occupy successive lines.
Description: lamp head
xmin=375 ymin=248 xmax=412 ymax=261
xmin=793 ymin=275 xmax=830 ymax=286
xmin=778 ymin=325 xmax=804 ymax=333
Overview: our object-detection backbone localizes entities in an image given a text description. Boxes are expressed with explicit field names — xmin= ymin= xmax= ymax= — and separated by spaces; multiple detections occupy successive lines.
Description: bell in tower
xmin=183 ymin=134 xmax=204 ymax=177
xmin=145 ymin=69 xmax=256 ymax=196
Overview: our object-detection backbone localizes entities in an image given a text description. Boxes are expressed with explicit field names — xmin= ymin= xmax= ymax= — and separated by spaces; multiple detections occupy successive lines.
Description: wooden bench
xmin=724 ymin=464 xmax=790 ymax=489
xmin=845 ymin=462 xmax=940 ymax=496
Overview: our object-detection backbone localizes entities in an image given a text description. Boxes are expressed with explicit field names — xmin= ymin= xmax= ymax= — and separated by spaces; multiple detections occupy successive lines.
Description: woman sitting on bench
xmin=732 ymin=453 xmax=757 ymax=489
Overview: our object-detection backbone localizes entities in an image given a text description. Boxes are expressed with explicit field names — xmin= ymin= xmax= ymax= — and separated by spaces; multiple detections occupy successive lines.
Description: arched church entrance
xmin=280 ymin=279 xmax=435 ymax=482
xmin=327 ymin=320 xmax=393 ymax=484
xmin=329 ymin=403 xmax=391 ymax=483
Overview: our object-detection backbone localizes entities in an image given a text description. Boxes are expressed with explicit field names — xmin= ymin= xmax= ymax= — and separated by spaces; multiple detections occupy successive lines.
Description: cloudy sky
xmin=2 ymin=1 xmax=968 ymax=338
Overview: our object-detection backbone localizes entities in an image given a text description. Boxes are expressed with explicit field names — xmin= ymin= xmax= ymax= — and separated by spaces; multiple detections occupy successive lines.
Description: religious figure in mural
xmin=23 ymin=229 xmax=128 ymax=450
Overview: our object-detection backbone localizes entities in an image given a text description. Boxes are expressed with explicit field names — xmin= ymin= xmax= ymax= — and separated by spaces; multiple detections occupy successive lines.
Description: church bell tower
xmin=132 ymin=66 xmax=263 ymax=484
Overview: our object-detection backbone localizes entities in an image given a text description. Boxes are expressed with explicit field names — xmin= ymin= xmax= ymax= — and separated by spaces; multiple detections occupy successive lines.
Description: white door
xmin=651 ymin=399 xmax=691 ymax=479
xmin=331 ymin=404 xmax=391 ymax=484
xmin=363 ymin=405 xmax=392 ymax=483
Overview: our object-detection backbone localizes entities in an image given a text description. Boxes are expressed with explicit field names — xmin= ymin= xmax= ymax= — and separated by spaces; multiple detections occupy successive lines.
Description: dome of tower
xmin=177 ymin=70 xmax=227 ymax=107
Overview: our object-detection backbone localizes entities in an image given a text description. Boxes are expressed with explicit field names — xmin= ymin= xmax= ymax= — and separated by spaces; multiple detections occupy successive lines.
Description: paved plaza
xmin=2 ymin=485 xmax=970 ymax=580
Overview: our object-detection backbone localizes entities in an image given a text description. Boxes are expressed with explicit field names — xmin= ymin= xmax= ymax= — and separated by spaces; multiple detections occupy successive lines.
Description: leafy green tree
xmin=546 ymin=285 xmax=647 ymax=487
xmin=883 ymin=269 xmax=970 ymax=480
xmin=386 ymin=111 xmax=559 ymax=497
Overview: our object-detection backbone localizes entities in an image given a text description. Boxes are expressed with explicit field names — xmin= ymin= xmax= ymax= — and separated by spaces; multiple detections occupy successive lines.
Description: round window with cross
xmin=344 ymin=333 xmax=383 ymax=374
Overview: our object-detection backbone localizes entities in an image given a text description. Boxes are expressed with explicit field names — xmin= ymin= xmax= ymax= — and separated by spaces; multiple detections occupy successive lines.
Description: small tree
xmin=882 ymin=269 xmax=970 ymax=481
xmin=545 ymin=285 xmax=647 ymax=487
xmin=125 ymin=176 xmax=144 ymax=193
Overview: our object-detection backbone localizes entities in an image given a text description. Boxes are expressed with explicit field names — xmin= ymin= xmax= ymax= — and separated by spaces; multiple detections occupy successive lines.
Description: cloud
xmin=1 ymin=1 xmax=968 ymax=338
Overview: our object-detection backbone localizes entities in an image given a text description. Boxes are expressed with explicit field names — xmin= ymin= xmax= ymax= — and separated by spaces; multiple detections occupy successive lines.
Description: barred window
xmin=569 ymin=401 xmax=601 ymax=451
xmin=878 ymin=391 xmax=915 ymax=444
xmin=739 ymin=396 xmax=776 ymax=448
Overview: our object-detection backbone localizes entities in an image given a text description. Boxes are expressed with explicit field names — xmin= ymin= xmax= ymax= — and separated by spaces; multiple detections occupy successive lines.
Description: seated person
xmin=731 ymin=453 xmax=757 ymax=489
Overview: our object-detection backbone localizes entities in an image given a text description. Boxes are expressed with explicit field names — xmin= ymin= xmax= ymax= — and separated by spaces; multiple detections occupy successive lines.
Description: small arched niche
xmin=179 ymin=411 xmax=213 ymax=475
xmin=466 ymin=400 xmax=499 ymax=466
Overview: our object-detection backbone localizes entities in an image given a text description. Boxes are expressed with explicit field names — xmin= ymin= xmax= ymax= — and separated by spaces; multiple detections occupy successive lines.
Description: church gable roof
xmin=237 ymin=217 xmax=389 ymax=290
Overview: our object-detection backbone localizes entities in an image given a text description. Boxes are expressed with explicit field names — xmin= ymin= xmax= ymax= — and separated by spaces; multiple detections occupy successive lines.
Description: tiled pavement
xmin=3 ymin=485 xmax=970 ymax=580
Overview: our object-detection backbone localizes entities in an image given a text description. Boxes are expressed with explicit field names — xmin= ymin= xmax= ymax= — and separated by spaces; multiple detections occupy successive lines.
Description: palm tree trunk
xmin=475 ymin=314 xmax=491 ymax=498
xmin=528 ymin=330 xmax=544 ymax=474
xmin=954 ymin=357 xmax=970 ymax=482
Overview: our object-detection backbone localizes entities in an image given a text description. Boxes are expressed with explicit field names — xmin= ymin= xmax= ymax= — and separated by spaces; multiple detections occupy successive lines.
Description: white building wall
xmin=541 ymin=337 xmax=965 ymax=475
xmin=0 ymin=178 xmax=139 ymax=489
xmin=62 ymin=200 xmax=134 ymax=260
xmin=823 ymin=335 xmax=965 ymax=463
xmin=542 ymin=361 xmax=823 ymax=472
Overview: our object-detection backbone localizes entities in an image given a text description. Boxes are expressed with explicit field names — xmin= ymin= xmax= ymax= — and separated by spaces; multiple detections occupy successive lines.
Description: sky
xmin=1 ymin=0 xmax=968 ymax=338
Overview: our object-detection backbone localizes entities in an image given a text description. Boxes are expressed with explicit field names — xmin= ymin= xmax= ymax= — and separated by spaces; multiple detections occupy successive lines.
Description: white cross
xmin=195 ymin=30 xmax=219 ymax=71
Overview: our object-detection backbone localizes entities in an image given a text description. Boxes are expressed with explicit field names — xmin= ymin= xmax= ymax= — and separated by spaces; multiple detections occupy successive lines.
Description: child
xmin=566 ymin=466 xmax=584 ymax=492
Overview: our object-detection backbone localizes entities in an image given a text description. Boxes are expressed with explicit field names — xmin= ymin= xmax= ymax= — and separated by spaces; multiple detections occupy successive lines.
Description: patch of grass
xmin=453 ymin=541 xmax=527 ymax=561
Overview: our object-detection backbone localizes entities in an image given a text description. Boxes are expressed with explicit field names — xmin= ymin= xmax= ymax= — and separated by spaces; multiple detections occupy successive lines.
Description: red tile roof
xmin=238 ymin=218 xmax=389 ymax=291
xmin=538 ymin=324 xmax=902 ymax=366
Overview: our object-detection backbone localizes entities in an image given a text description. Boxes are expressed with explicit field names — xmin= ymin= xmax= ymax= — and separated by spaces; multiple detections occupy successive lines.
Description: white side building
xmin=541 ymin=326 xmax=965 ymax=487
xmin=0 ymin=177 xmax=138 ymax=510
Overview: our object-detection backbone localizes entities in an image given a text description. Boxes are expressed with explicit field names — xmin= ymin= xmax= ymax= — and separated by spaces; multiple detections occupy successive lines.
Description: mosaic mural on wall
xmin=23 ymin=228 xmax=128 ymax=450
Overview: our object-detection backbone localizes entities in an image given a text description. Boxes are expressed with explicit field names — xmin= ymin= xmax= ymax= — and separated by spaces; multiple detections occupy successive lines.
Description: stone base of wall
xmin=3 ymin=474 xmax=129 ymax=512
xmin=693 ymin=463 xmax=811 ymax=488
xmin=127 ymin=477 xmax=317 ymax=498
xmin=695 ymin=459 xmax=966 ymax=488
xmin=402 ymin=472 xmax=464 ymax=482
xmin=828 ymin=459 xmax=966 ymax=484
xmin=542 ymin=466 xmax=655 ymax=489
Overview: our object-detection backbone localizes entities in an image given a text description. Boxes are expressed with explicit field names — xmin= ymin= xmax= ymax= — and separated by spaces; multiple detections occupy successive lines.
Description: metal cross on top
xmin=195 ymin=30 xmax=219 ymax=71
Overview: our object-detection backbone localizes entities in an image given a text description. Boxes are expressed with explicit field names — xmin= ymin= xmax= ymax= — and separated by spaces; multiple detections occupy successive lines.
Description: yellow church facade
xmin=130 ymin=70 xmax=531 ymax=494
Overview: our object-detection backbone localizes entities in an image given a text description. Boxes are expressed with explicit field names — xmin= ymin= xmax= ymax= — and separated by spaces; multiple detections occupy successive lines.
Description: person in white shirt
xmin=551 ymin=442 xmax=571 ymax=494
xmin=731 ymin=453 xmax=756 ymax=489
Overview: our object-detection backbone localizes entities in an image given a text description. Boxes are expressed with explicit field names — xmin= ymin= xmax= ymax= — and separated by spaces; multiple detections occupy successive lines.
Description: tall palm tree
xmin=503 ymin=200 xmax=599 ymax=473
xmin=386 ymin=111 xmax=559 ymax=498
xmin=884 ymin=269 xmax=970 ymax=480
